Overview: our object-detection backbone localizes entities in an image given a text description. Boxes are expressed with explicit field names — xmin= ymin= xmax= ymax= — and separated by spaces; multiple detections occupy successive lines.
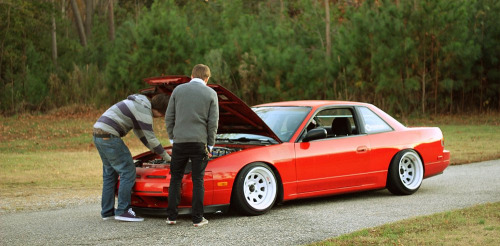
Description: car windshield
xmin=217 ymin=106 xmax=311 ymax=143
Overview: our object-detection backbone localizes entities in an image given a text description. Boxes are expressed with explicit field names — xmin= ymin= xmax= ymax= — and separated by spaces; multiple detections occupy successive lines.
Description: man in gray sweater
xmin=165 ymin=64 xmax=219 ymax=227
xmin=93 ymin=93 xmax=171 ymax=222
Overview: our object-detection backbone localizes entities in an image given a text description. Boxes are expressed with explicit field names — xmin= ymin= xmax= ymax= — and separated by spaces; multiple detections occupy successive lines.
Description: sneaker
xmin=193 ymin=218 xmax=208 ymax=227
xmin=115 ymin=208 xmax=144 ymax=222
xmin=102 ymin=215 xmax=114 ymax=221
xmin=166 ymin=218 xmax=176 ymax=225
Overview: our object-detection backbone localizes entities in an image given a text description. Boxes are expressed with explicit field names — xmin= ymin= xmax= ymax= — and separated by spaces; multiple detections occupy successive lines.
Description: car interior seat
xmin=331 ymin=117 xmax=352 ymax=136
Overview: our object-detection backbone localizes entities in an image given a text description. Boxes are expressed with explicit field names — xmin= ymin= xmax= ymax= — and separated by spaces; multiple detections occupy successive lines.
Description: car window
xmin=358 ymin=107 xmax=393 ymax=133
xmin=304 ymin=108 xmax=358 ymax=139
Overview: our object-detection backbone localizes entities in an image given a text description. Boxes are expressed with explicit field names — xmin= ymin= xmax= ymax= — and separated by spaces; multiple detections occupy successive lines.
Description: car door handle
xmin=357 ymin=146 xmax=368 ymax=153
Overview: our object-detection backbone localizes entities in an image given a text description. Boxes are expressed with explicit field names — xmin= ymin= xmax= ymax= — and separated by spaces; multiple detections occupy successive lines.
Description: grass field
xmin=0 ymin=109 xmax=499 ymax=244
xmin=313 ymin=202 xmax=500 ymax=246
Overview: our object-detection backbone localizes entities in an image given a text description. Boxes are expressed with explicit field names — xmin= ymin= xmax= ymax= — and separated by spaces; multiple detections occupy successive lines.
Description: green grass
xmin=0 ymin=151 xmax=101 ymax=189
xmin=440 ymin=125 xmax=500 ymax=164
xmin=404 ymin=113 xmax=500 ymax=164
xmin=312 ymin=202 xmax=500 ymax=246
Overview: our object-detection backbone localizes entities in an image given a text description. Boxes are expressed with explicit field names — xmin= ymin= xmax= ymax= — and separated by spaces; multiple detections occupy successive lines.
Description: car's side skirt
xmin=131 ymin=204 xmax=230 ymax=216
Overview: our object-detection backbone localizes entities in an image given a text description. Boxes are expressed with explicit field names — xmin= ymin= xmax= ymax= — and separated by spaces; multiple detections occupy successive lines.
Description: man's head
xmin=151 ymin=94 xmax=169 ymax=117
xmin=191 ymin=64 xmax=211 ymax=82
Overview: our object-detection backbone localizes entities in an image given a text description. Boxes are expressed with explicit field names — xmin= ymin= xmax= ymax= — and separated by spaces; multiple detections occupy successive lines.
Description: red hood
xmin=143 ymin=76 xmax=282 ymax=143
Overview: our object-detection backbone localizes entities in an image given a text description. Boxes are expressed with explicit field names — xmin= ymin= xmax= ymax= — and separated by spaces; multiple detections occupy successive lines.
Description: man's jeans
xmin=94 ymin=135 xmax=136 ymax=217
xmin=167 ymin=142 xmax=209 ymax=223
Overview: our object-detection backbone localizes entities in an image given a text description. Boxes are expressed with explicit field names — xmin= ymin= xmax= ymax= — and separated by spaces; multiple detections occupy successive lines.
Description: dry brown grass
xmin=0 ymin=108 xmax=168 ymax=213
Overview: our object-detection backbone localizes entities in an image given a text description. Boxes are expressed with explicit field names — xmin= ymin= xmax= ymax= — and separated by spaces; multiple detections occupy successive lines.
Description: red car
xmin=131 ymin=75 xmax=450 ymax=216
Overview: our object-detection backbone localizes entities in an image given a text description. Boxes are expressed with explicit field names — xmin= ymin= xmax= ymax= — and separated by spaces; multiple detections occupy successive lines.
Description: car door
xmin=294 ymin=107 xmax=373 ymax=195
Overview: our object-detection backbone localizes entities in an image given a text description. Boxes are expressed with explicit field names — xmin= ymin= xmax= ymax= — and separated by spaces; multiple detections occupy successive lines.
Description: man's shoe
xmin=193 ymin=218 xmax=208 ymax=227
xmin=115 ymin=208 xmax=144 ymax=222
xmin=166 ymin=218 xmax=176 ymax=225
xmin=102 ymin=215 xmax=114 ymax=221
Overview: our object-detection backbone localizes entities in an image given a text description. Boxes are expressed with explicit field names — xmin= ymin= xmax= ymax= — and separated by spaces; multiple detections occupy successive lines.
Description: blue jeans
xmin=94 ymin=135 xmax=136 ymax=217
xmin=167 ymin=142 xmax=209 ymax=223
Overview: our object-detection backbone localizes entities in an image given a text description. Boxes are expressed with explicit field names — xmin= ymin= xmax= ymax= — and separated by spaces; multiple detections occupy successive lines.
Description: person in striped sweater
xmin=93 ymin=93 xmax=171 ymax=222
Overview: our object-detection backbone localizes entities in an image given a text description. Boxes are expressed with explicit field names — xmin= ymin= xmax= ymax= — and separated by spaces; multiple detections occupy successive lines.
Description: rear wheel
xmin=387 ymin=150 xmax=424 ymax=195
xmin=231 ymin=163 xmax=277 ymax=215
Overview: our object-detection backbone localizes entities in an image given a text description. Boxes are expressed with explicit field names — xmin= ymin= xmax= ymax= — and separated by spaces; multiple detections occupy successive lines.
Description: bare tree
xmin=85 ymin=0 xmax=93 ymax=40
xmin=71 ymin=0 xmax=87 ymax=46
xmin=108 ymin=0 xmax=115 ymax=41
xmin=51 ymin=0 xmax=58 ymax=67
xmin=325 ymin=0 xmax=331 ymax=62
xmin=324 ymin=0 xmax=331 ymax=99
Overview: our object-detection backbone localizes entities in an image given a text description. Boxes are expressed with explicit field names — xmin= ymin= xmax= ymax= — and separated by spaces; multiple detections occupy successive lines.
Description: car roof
xmin=254 ymin=100 xmax=372 ymax=108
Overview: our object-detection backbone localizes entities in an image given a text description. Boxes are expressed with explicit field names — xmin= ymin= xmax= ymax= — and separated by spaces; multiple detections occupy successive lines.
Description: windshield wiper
xmin=236 ymin=137 xmax=278 ymax=144
xmin=216 ymin=138 xmax=234 ymax=142
xmin=234 ymin=137 xmax=259 ymax=142
xmin=217 ymin=137 xmax=277 ymax=144
xmin=258 ymin=139 xmax=278 ymax=144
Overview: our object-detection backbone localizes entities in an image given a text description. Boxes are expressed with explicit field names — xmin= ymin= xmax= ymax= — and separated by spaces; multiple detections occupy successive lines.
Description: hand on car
xmin=162 ymin=153 xmax=172 ymax=162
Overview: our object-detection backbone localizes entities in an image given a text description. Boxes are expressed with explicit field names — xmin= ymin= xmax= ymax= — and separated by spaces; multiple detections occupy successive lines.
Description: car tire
xmin=231 ymin=163 xmax=278 ymax=216
xmin=387 ymin=149 xmax=424 ymax=195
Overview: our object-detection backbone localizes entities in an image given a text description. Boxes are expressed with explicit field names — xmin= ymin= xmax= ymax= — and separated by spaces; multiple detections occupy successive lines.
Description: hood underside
xmin=142 ymin=75 xmax=282 ymax=143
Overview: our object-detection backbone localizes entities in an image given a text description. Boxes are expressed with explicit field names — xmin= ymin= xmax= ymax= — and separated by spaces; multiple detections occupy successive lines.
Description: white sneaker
xmin=193 ymin=218 xmax=208 ymax=227
xmin=166 ymin=218 xmax=176 ymax=225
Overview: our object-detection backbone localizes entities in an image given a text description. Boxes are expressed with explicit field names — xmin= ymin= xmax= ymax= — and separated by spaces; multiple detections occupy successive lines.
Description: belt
xmin=93 ymin=128 xmax=116 ymax=138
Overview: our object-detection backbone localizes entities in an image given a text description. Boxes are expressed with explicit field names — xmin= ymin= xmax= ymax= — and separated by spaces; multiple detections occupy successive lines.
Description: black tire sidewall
xmin=387 ymin=149 xmax=422 ymax=195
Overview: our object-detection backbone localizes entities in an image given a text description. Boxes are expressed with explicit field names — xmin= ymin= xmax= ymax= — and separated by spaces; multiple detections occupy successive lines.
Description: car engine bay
xmin=135 ymin=146 xmax=243 ymax=169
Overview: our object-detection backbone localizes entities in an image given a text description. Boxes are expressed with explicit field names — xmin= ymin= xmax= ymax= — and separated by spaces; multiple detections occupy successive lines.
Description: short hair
xmin=191 ymin=64 xmax=211 ymax=80
xmin=151 ymin=94 xmax=169 ymax=114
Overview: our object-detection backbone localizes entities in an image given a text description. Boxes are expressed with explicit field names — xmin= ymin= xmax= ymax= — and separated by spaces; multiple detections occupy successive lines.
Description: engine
xmin=210 ymin=146 xmax=242 ymax=159
xmin=135 ymin=146 xmax=242 ymax=168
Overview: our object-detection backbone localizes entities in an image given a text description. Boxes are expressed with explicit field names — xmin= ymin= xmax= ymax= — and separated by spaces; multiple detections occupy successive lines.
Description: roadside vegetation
xmin=2 ymin=1 xmax=500 ymax=117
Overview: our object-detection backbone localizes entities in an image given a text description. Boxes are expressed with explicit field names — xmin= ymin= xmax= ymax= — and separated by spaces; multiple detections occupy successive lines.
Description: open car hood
xmin=142 ymin=75 xmax=282 ymax=143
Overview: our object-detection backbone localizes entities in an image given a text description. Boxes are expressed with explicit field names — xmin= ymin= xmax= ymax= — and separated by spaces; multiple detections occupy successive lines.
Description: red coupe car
xmin=131 ymin=75 xmax=450 ymax=216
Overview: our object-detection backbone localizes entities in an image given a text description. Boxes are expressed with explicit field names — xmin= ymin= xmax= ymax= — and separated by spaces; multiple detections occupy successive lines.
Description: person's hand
xmin=162 ymin=153 xmax=172 ymax=162
xmin=207 ymin=145 xmax=213 ymax=158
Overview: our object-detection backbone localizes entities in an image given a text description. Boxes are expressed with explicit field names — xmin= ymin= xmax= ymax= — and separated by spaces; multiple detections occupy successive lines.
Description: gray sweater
xmin=93 ymin=94 xmax=169 ymax=160
xmin=165 ymin=79 xmax=219 ymax=146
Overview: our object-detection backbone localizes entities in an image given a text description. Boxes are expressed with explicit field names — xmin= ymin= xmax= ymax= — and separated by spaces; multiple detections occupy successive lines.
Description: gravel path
xmin=1 ymin=159 xmax=499 ymax=246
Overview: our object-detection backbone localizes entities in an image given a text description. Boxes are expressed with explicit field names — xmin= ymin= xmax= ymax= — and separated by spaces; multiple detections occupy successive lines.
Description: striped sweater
xmin=93 ymin=94 xmax=168 ymax=160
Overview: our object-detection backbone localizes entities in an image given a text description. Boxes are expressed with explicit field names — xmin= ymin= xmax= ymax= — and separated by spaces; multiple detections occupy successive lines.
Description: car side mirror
xmin=303 ymin=128 xmax=327 ymax=142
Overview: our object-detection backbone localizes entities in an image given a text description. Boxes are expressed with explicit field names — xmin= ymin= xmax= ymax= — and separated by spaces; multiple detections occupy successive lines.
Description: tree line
xmin=1 ymin=0 xmax=499 ymax=116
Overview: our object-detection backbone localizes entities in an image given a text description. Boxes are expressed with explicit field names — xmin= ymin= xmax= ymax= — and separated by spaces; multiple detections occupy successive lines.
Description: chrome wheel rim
xmin=398 ymin=152 xmax=424 ymax=190
xmin=243 ymin=166 xmax=277 ymax=210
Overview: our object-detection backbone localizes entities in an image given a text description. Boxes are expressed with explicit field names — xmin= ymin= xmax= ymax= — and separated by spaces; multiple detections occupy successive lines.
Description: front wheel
xmin=387 ymin=150 xmax=424 ymax=195
xmin=231 ymin=163 xmax=278 ymax=216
